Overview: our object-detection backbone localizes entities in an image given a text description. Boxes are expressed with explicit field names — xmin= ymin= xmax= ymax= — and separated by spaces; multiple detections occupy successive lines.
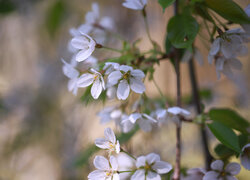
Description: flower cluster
xmin=89 ymin=128 xmax=172 ymax=180
xmin=208 ymin=28 xmax=250 ymax=79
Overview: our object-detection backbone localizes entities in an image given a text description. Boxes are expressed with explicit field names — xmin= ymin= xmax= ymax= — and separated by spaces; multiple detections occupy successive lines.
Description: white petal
xmin=209 ymin=38 xmax=221 ymax=56
xmin=88 ymin=170 xmax=106 ymax=179
xmin=203 ymin=171 xmax=219 ymax=180
xmin=131 ymin=169 xmax=145 ymax=180
xmin=61 ymin=59 xmax=79 ymax=79
xmin=136 ymin=156 xmax=146 ymax=168
xmin=71 ymin=36 xmax=89 ymax=49
xmin=146 ymin=171 xmax=161 ymax=180
xmin=208 ymin=54 xmax=214 ymax=64
xmin=107 ymin=71 xmax=122 ymax=85
xmin=76 ymin=48 xmax=94 ymax=62
xmin=91 ymin=78 xmax=103 ymax=99
xmin=130 ymin=78 xmax=145 ymax=94
xmin=225 ymin=162 xmax=241 ymax=175
xmin=240 ymin=143 xmax=250 ymax=170
xmin=152 ymin=161 xmax=172 ymax=174
xmin=142 ymin=113 xmax=157 ymax=123
xmin=211 ymin=160 xmax=224 ymax=171
xmin=121 ymin=119 xmax=135 ymax=133
xmin=117 ymin=80 xmax=130 ymax=100
xmin=131 ymin=69 xmax=145 ymax=79
xmin=104 ymin=128 xmax=116 ymax=144
xmin=225 ymin=175 xmax=237 ymax=180
xmin=78 ymin=23 xmax=92 ymax=34
xmin=112 ymin=173 xmax=120 ymax=180
xmin=115 ymin=141 xmax=120 ymax=154
xmin=94 ymin=156 xmax=110 ymax=170
xmin=215 ymin=57 xmax=225 ymax=71
xmin=110 ymin=156 xmax=119 ymax=170
xmin=146 ymin=153 xmax=160 ymax=164
xmin=138 ymin=118 xmax=153 ymax=132
xmin=95 ymin=138 xmax=109 ymax=149
xmin=68 ymin=78 xmax=78 ymax=95
xmin=119 ymin=65 xmax=133 ymax=72
xmin=129 ymin=113 xmax=142 ymax=123
xmin=77 ymin=73 xmax=94 ymax=87
xmin=100 ymin=16 xmax=114 ymax=30
xmin=228 ymin=58 xmax=242 ymax=70
xmin=167 ymin=107 xmax=181 ymax=115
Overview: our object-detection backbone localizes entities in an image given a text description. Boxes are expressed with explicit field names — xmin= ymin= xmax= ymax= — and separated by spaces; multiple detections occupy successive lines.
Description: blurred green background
xmin=0 ymin=0 xmax=250 ymax=179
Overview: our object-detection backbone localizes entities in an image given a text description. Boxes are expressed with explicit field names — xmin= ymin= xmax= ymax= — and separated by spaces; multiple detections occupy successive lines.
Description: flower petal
xmin=147 ymin=171 xmax=161 ymax=180
xmin=110 ymin=156 xmax=119 ymax=170
xmin=146 ymin=153 xmax=160 ymax=165
xmin=152 ymin=161 xmax=172 ymax=174
xmin=225 ymin=162 xmax=241 ymax=175
xmin=209 ymin=38 xmax=221 ymax=56
xmin=130 ymin=78 xmax=145 ymax=94
xmin=108 ymin=71 xmax=122 ymax=86
xmin=91 ymin=78 xmax=103 ymax=99
xmin=117 ymin=80 xmax=130 ymax=100
xmin=95 ymin=138 xmax=109 ymax=149
xmin=136 ymin=156 xmax=146 ymax=168
xmin=131 ymin=169 xmax=145 ymax=180
xmin=104 ymin=128 xmax=116 ymax=144
xmin=88 ymin=170 xmax=106 ymax=179
xmin=129 ymin=113 xmax=142 ymax=123
xmin=211 ymin=160 xmax=224 ymax=171
xmin=203 ymin=171 xmax=219 ymax=180
xmin=131 ymin=69 xmax=145 ymax=79
xmin=93 ymin=156 xmax=110 ymax=170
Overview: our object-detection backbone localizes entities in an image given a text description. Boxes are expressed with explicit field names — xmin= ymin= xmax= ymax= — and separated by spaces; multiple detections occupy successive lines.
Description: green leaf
xmin=208 ymin=121 xmax=241 ymax=153
xmin=205 ymin=0 xmax=250 ymax=24
xmin=74 ymin=127 xmax=139 ymax=167
xmin=209 ymin=108 xmax=250 ymax=134
xmin=167 ymin=14 xmax=199 ymax=49
xmin=46 ymin=0 xmax=66 ymax=36
xmin=214 ymin=143 xmax=236 ymax=160
xmin=158 ymin=0 xmax=176 ymax=12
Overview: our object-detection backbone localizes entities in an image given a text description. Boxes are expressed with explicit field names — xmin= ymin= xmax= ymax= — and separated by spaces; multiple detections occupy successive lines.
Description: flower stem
xmin=188 ymin=58 xmax=213 ymax=170
xmin=120 ymin=148 xmax=136 ymax=160
xmin=142 ymin=8 xmax=155 ymax=47
xmin=101 ymin=46 xmax=122 ymax=53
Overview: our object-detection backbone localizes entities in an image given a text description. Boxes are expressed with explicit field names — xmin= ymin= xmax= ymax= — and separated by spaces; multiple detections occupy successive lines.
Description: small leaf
xmin=158 ymin=0 xmax=176 ymax=12
xmin=209 ymin=108 xmax=250 ymax=134
xmin=205 ymin=0 xmax=250 ymax=24
xmin=214 ymin=143 xmax=236 ymax=160
xmin=167 ymin=14 xmax=199 ymax=49
xmin=208 ymin=121 xmax=241 ymax=153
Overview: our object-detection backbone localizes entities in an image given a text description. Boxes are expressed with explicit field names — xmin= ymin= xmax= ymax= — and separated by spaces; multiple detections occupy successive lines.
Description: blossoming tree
xmin=62 ymin=0 xmax=250 ymax=179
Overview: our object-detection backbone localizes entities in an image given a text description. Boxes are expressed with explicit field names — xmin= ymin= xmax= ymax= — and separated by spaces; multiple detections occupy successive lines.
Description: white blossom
xmin=121 ymin=113 xmax=157 ymax=132
xmin=88 ymin=156 xmax=120 ymax=180
xmin=107 ymin=65 xmax=146 ymax=100
xmin=97 ymin=106 xmax=122 ymax=125
xmin=131 ymin=153 xmax=172 ymax=180
xmin=240 ymin=143 xmax=250 ymax=170
xmin=167 ymin=107 xmax=190 ymax=124
xmin=71 ymin=33 xmax=96 ymax=62
xmin=103 ymin=62 xmax=120 ymax=75
xmin=208 ymin=29 xmax=248 ymax=62
xmin=182 ymin=168 xmax=206 ymax=180
xmin=203 ymin=160 xmax=241 ymax=180
xmin=215 ymin=56 xmax=242 ymax=80
xmin=78 ymin=68 xmax=105 ymax=99
xmin=95 ymin=128 xmax=120 ymax=154
xmin=122 ymin=0 xmax=147 ymax=10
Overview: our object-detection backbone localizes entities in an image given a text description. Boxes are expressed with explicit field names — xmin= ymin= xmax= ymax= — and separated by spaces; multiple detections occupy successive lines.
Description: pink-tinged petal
xmin=136 ymin=156 xmax=146 ymax=168
xmin=146 ymin=153 xmax=160 ymax=164
xmin=152 ymin=161 xmax=172 ymax=174
xmin=225 ymin=162 xmax=241 ymax=175
xmin=77 ymin=73 xmax=94 ymax=87
xmin=211 ymin=160 xmax=224 ymax=171
xmin=108 ymin=71 xmax=122 ymax=85
xmin=117 ymin=80 xmax=130 ymax=100
xmin=88 ymin=170 xmax=106 ymax=180
xmin=209 ymin=38 xmax=221 ymax=56
xmin=131 ymin=69 xmax=145 ymax=79
xmin=94 ymin=156 xmax=110 ymax=170
xmin=131 ymin=169 xmax=145 ymax=180
xmin=104 ymin=128 xmax=116 ymax=144
xmin=203 ymin=171 xmax=219 ymax=180
xmin=147 ymin=171 xmax=161 ymax=180
xmin=129 ymin=113 xmax=142 ymax=123
xmin=130 ymin=78 xmax=145 ymax=94
xmin=95 ymin=138 xmax=109 ymax=149
xmin=110 ymin=156 xmax=118 ymax=170
xmin=91 ymin=78 xmax=103 ymax=99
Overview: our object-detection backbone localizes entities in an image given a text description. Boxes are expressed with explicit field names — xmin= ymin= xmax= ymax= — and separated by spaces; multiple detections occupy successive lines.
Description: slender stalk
xmin=152 ymin=78 xmax=164 ymax=98
xmin=188 ymin=58 xmax=213 ymax=170
xmin=142 ymin=9 xmax=155 ymax=47
xmin=120 ymin=148 xmax=136 ymax=160
xmin=101 ymin=46 xmax=122 ymax=53
xmin=173 ymin=1 xmax=182 ymax=180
